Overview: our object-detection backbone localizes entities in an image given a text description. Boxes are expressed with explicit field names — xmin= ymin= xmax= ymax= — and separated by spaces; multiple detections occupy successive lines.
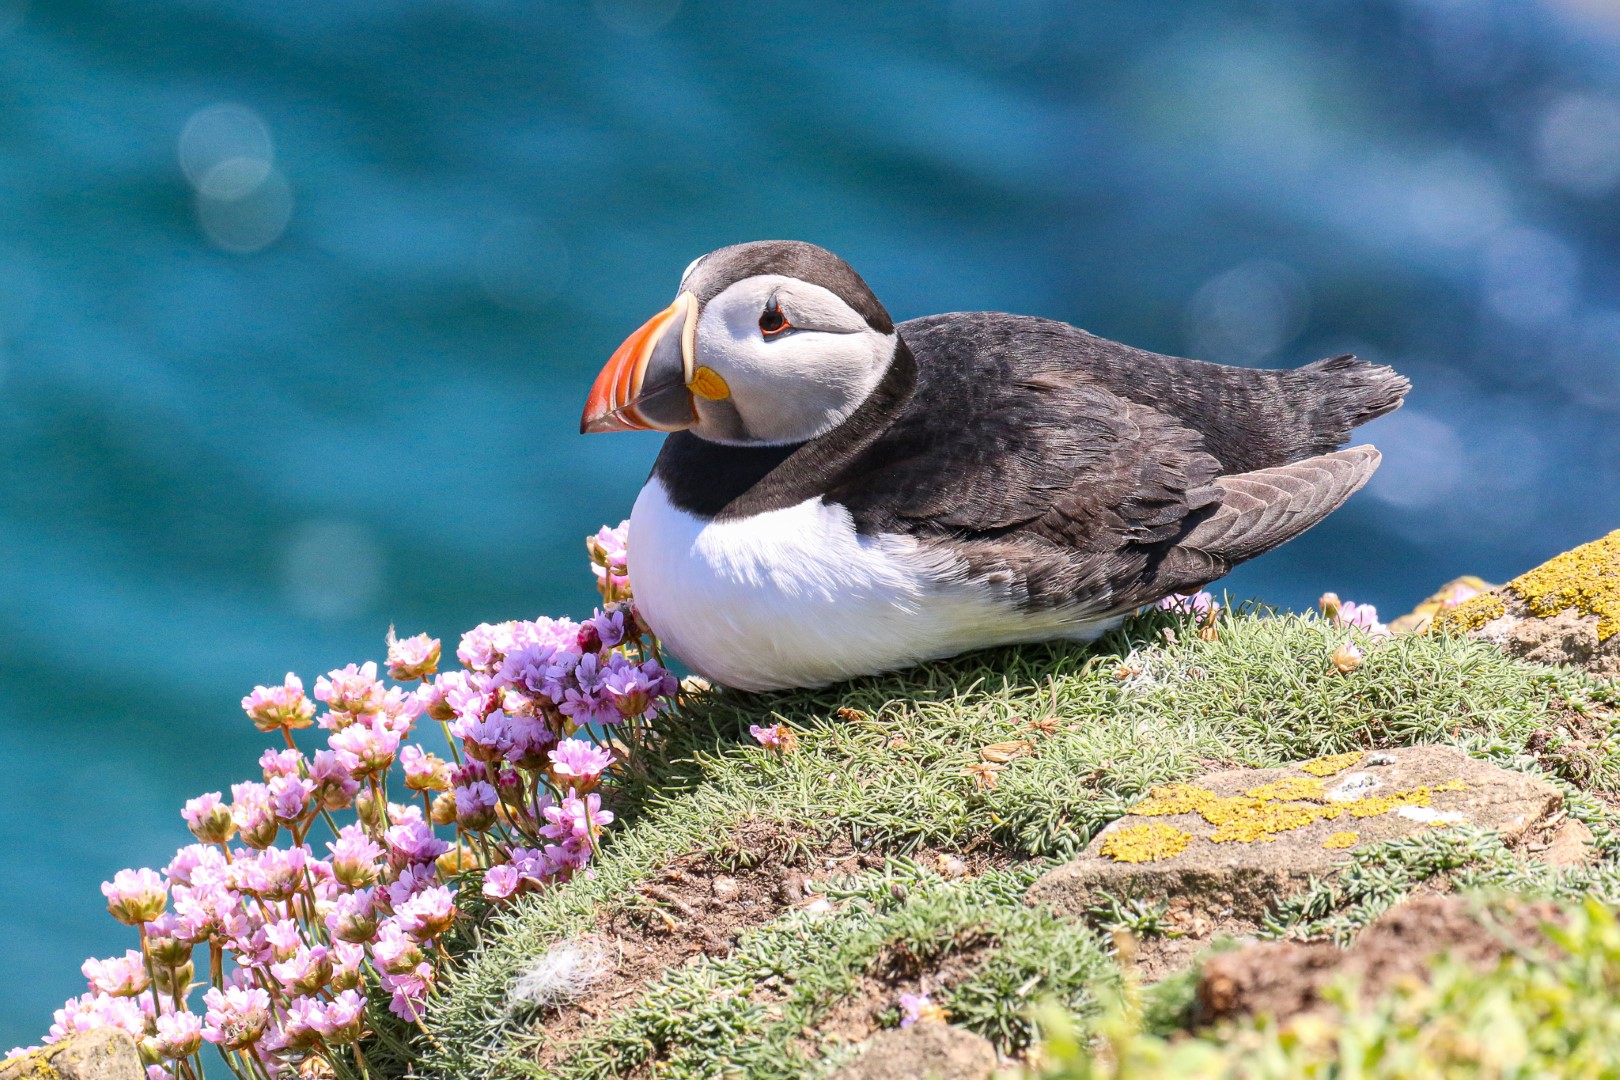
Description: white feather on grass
xmin=508 ymin=937 xmax=612 ymax=1011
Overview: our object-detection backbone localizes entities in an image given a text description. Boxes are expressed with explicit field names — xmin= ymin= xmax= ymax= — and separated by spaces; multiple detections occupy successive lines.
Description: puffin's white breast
xmin=627 ymin=479 xmax=1115 ymax=691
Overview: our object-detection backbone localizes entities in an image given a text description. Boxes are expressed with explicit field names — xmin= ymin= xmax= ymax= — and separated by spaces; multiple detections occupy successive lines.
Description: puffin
xmin=580 ymin=241 xmax=1409 ymax=692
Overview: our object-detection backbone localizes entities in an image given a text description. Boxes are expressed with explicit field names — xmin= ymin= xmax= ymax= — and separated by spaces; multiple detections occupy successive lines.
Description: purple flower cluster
xmin=9 ymin=525 xmax=678 ymax=1080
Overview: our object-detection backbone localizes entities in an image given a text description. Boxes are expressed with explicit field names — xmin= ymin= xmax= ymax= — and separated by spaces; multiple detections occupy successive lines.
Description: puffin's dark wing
xmin=897 ymin=313 xmax=1409 ymax=475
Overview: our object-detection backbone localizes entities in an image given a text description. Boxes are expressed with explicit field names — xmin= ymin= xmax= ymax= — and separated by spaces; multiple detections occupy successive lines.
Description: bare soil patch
xmin=1193 ymin=894 xmax=1562 ymax=1027
xmin=532 ymin=819 xmax=1013 ymax=1069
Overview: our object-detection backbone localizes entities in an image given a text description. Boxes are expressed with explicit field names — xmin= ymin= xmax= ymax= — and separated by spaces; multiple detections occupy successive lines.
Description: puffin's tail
xmin=1293 ymin=354 xmax=1410 ymax=457
xmin=1143 ymin=446 xmax=1382 ymax=599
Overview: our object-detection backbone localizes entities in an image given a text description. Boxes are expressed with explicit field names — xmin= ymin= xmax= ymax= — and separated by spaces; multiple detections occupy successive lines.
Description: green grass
xmin=422 ymin=607 xmax=1619 ymax=1078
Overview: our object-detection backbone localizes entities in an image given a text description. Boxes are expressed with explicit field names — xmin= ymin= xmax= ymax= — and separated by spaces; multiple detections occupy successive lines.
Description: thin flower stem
xmin=438 ymin=720 xmax=462 ymax=765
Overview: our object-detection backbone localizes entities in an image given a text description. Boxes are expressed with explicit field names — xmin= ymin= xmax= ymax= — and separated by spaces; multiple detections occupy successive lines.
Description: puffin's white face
xmin=686 ymin=274 xmax=895 ymax=445
xmin=581 ymin=242 xmax=899 ymax=447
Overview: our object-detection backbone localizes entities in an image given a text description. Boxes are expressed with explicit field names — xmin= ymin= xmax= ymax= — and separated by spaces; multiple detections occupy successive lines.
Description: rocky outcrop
xmin=1025 ymin=746 xmax=1562 ymax=920
xmin=0 ymin=1031 xmax=141 ymax=1080
xmin=1433 ymin=528 xmax=1620 ymax=679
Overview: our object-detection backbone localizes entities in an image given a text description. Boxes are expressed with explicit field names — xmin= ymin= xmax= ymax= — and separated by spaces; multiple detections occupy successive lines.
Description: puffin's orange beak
xmin=581 ymin=291 xmax=700 ymax=434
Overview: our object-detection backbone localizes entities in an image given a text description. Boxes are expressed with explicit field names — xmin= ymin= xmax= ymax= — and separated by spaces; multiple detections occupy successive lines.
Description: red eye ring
xmin=759 ymin=300 xmax=791 ymax=337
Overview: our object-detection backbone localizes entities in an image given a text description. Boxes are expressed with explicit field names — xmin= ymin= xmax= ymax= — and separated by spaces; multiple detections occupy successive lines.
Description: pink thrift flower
xmin=549 ymin=738 xmax=612 ymax=786
xmin=260 ymin=919 xmax=305 ymax=964
xmin=326 ymin=890 xmax=378 ymax=944
xmin=401 ymin=744 xmax=450 ymax=792
xmin=80 ymin=952 xmax=150 ymax=998
xmin=382 ymin=968 xmax=431 ymax=1021
xmin=270 ymin=944 xmax=332 ymax=997
xmin=898 ymin=992 xmax=933 ymax=1028
xmin=504 ymin=712 xmax=557 ymax=771
xmin=394 ymin=884 xmax=456 ymax=942
xmin=540 ymin=792 xmax=614 ymax=844
xmin=279 ymin=996 xmax=324 ymax=1052
xmin=180 ymin=791 xmax=235 ymax=845
xmin=229 ymin=782 xmax=279 ymax=849
xmin=258 ymin=748 xmax=303 ymax=780
xmin=452 ymin=709 xmax=512 ymax=763
xmin=384 ymin=809 xmax=452 ymax=870
xmin=308 ymin=748 xmax=361 ymax=810
xmin=372 ymin=920 xmax=425 ymax=975
xmin=1337 ymin=600 xmax=1390 ymax=636
xmin=315 ymin=989 xmax=366 ymax=1045
xmin=386 ymin=629 xmax=442 ymax=682
xmin=315 ymin=661 xmax=387 ymax=717
xmin=579 ymin=607 xmax=628 ymax=652
xmin=101 ymin=868 xmax=166 ymax=926
xmin=165 ymin=844 xmax=226 ymax=888
xmin=457 ymin=623 xmax=512 ymax=673
xmin=329 ymin=941 xmax=366 ymax=992
xmin=750 ymin=724 xmax=785 ymax=749
xmin=267 ymin=774 xmax=315 ymax=825
xmin=482 ymin=864 xmax=522 ymax=901
xmin=48 ymin=992 xmax=147 ymax=1044
xmin=202 ymin=985 xmax=271 ymax=1050
xmin=588 ymin=521 xmax=631 ymax=601
xmin=453 ymin=781 xmax=498 ymax=832
xmin=328 ymin=825 xmax=383 ymax=889
xmin=241 ymin=673 xmax=315 ymax=732
xmin=327 ymin=716 xmax=402 ymax=776
xmin=602 ymin=658 xmax=660 ymax=722
xmin=1155 ymin=591 xmax=1215 ymax=615
xmin=151 ymin=1010 xmax=202 ymax=1060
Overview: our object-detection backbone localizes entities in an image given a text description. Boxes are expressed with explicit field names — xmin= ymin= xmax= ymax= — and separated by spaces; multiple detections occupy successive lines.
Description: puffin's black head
xmin=581 ymin=241 xmax=897 ymax=445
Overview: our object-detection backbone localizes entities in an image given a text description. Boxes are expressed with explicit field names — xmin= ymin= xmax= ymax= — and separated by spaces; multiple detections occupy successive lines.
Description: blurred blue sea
xmin=3 ymin=0 xmax=1620 ymax=1046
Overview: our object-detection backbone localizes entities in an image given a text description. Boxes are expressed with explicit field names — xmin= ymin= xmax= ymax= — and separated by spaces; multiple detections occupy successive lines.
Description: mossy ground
xmin=422 ymin=606 xmax=1620 ymax=1078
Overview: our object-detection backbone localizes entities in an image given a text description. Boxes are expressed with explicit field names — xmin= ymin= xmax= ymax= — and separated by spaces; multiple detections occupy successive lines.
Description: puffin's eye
xmin=759 ymin=299 xmax=790 ymax=337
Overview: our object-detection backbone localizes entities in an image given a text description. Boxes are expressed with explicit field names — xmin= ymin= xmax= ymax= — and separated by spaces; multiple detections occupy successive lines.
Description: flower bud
xmin=430 ymin=792 xmax=457 ymax=827
xmin=152 ymin=959 xmax=194 ymax=996
xmin=1318 ymin=592 xmax=1343 ymax=623
xmin=356 ymin=789 xmax=383 ymax=830
xmin=1332 ymin=641 xmax=1364 ymax=674
xmin=182 ymin=793 xmax=236 ymax=846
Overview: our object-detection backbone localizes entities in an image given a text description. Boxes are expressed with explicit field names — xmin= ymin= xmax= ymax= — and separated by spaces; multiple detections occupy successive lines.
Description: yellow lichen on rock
xmin=1245 ymin=777 xmax=1326 ymax=802
xmin=1300 ymin=752 xmax=1363 ymax=777
xmin=1322 ymin=831 xmax=1359 ymax=849
xmin=1100 ymin=822 xmax=1193 ymax=863
xmin=1132 ymin=783 xmax=1218 ymax=817
xmin=1345 ymin=786 xmax=1433 ymax=818
xmin=1510 ymin=528 xmax=1620 ymax=642
xmin=1432 ymin=592 xmax=1508 ymax=635
xmin=1432 ymin=529 xmax=1620 ymax=643
xmin=1121 ymin=768 xmax=1472 ymax=850
xmin=1211 ymin=801 xmax=1326 ymax=843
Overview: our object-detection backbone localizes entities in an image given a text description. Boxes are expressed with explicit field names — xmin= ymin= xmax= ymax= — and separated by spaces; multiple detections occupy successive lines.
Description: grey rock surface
xmin=0 ymin=1029 xmax=143 ymax=1080
xmin=1027 ymin=745 xmax=1561 ymax=920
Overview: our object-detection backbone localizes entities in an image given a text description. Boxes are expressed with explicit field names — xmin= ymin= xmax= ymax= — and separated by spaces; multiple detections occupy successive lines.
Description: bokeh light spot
xmin=1536 ymin=92 xmax=1620 ymax=196
xmin=1365 ymin=410 xmax=1466 ymax=509
xmin=1185 ymin=260 xmax=1310 ymax=362
xmin=1481 ymin=226 xmax=1578 ymax=327
xmin=279 ymin=520 xmax=384 ymax=621
xmin=179 ymin=103 xmax=274 ymax=193
xmin=196 ymin=168 xmax=293 ymax=254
